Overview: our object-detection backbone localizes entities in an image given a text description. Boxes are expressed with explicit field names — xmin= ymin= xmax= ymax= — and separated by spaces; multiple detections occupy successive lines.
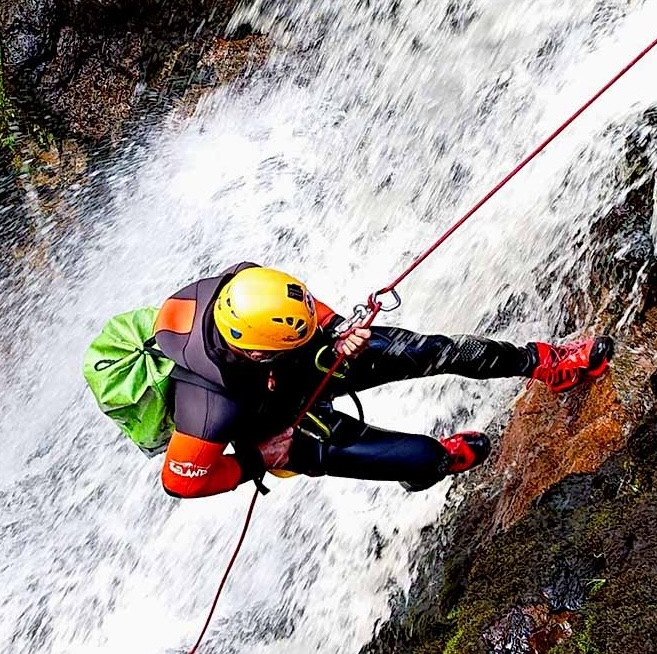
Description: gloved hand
xmin=256 ymin=427 xmax=294 ymax=469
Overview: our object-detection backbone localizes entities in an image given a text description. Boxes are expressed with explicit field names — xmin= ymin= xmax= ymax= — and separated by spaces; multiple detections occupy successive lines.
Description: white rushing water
xmin=2 ymin=0 xmax=656 ymax=652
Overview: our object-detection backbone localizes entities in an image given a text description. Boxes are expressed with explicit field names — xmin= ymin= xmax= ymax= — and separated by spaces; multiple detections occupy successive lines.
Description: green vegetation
xmin=1 ymin=51 xmax=57 ymax=173
xmin=0 ymin=51 xmax=18 ymax=153
xmin=29 ymin=123 xmax=55 ymax=153
xmin=573 ymin=614 xmax=602 ymax=654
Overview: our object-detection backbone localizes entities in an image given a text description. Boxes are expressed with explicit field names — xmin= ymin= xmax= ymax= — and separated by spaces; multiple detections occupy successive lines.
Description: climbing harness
xmin=185 ymin=34 xmax=657 ymax=654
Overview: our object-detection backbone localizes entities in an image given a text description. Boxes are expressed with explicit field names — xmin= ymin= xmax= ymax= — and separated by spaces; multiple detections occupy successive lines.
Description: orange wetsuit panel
xmin=315 ymin=299 xmax=336 ymax=329
xmin=155 ymin=298 xmax=196 ymax=335
xmin=161 ymin=430 xmax=242 ymax=497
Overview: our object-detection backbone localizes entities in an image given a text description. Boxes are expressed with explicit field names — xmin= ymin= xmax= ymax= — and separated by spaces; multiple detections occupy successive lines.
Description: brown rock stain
xmin=494 ymin=373 xmax=627 ymax=530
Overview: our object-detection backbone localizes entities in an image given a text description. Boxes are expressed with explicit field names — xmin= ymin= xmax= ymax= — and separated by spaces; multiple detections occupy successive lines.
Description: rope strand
xmin=378 ymin=35 xmax=657 ymax=295
xmin=187 ymin=489 xmax=259 ymax=654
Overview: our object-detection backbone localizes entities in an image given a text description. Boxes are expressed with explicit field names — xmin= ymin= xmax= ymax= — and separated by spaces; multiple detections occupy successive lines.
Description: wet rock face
xmin=553 ymin=108 xmax=657 ymax=336
xmin=482 ymin=606 xmax=574 ymax=653
xmin=441 ymin=444 xmax=657 ymax=653
xmin=1 ymin=0 xmax=269 ymax=303
xmin=363 ymin=110 xmax=657 ymax=654
xmin=38 ymin=28 xmax=142 ymax=139
xmin=1 ymin=0 xmax=242 ymax=140
xmin=1 ymin=0 xmax=57 ymax=71
xmin=492 ymin=371 xmax=626 ymax=530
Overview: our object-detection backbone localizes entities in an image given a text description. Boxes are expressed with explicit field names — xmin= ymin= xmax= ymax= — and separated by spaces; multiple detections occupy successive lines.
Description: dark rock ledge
xmin=0 ymin=0 xmax=266 ymax=143
xmin=0 ymin=0 xmax=269 ymax=274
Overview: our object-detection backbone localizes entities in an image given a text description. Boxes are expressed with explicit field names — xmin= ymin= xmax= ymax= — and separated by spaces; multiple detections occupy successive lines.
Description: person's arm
xmin=162 ymin=428 xmax=296 ymax=498
xmin=161 ymin=431 xmax=243 ymax=497
xmin=161 ymin=380 xmax=270 ymax=498
xmin=314 ymin=298 xmax=371 ymax=358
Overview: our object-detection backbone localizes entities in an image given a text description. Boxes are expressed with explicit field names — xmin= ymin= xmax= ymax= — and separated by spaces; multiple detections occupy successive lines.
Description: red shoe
xmin=530 ymin=336 xmax=614 ymax=393
xmin=440 ymin=431 xmax=491 ymax=475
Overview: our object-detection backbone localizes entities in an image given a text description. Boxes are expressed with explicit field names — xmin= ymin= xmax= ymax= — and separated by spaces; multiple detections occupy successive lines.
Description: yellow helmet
xmin=214 ymin=267 xmax=318 ymax=351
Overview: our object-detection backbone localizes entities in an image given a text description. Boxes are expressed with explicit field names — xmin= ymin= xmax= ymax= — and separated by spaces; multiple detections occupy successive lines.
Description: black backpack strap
xmin=253 ymin=475 xmax=271 ymax=495
xmin=143 ymin=336 xmax=166 ymax=359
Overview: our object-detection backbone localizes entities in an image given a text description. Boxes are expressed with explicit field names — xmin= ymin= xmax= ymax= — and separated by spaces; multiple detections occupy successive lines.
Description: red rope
xmin=185 ymin=34 xmax=657 ymax=654
xmin=186 ymin=488 xmax=259 ymax=654
xmin=377 ymin=35 xmax=657 ymax=295
xmin=292 ymin=300 xmax=383 ymax=428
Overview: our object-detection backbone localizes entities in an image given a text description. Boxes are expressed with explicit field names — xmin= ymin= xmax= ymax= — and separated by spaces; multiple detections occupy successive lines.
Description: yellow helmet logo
xmin=214 ymin=267 xmax=318 ymax=351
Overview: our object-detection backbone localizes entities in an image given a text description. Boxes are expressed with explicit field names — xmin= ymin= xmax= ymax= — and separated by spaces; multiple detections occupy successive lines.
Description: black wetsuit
xmin=285 ymin=327 xmax=536 ymax=488
xmin=158 ymin=262 xmax=537 ymax=490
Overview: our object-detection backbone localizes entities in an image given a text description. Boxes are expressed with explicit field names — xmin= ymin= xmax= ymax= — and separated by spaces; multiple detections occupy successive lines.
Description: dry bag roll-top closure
xmin=83 ymin=307 xmax=175 ymax=457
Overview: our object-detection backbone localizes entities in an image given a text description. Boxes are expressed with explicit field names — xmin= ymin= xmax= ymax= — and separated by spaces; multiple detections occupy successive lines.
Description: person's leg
xmin=329 ymin=327 xmax=613 ymax=396
xmin=310 ymin=328 xmax=523 ymax=488
xmin=286 ymin=410 xmax=490 ymax=489
xmin=330 ymin=326 xmax=537 ymax=395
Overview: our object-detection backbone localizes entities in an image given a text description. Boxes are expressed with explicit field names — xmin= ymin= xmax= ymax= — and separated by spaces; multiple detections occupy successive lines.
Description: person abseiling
xmin=153 ymin=262 xmax=614 ymax=498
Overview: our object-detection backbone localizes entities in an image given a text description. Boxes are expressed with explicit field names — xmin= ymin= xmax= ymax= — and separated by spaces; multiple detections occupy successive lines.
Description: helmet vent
xmin=272 ymin=317 xmax=284 ymax=323
xmin=286 ymin=317 xmax=294 ymax=326
xmin=295 ymin=319 xmax=305 ymax=329
xmin=286 ymin=284 xmax=304 ymax=302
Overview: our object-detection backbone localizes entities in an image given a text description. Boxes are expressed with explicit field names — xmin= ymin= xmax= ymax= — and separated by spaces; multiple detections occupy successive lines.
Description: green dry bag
xmin=83 ymin=307 xmax=175 ymax=457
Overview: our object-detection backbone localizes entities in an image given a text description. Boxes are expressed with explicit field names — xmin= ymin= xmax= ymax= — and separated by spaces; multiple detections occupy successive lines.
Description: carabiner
xmin=331 ymin=303 xmax=371 ymax=337
xmin=314 ymin=346 xmax=349 ymax=379
xmin=370 ymin=288 xmax=402 ymax=313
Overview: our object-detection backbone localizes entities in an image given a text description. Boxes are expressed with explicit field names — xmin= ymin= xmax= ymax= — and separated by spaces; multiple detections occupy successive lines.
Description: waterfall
xmin=2 ymin=0 xmax=655 ymax=652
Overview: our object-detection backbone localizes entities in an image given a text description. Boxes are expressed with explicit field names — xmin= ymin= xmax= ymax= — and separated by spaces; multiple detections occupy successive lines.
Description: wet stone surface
xmin=363 ymin=115 xmax=657 ymax=654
